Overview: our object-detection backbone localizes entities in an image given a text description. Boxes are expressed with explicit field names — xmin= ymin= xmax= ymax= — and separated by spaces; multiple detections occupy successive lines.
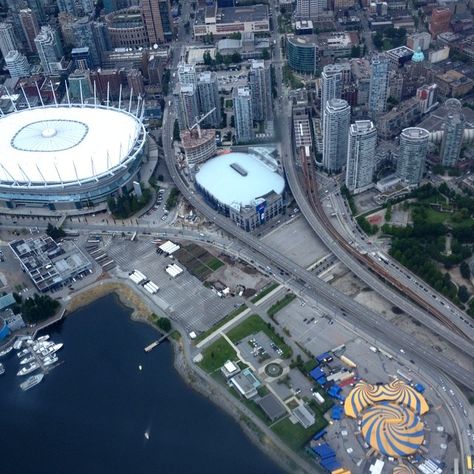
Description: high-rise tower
xmin=397 ymin=127 xmax=429 ymax=185
xmin=345 ymin=120 xmax=377 ymax=194
xmin=369 ymin=55 xmax=390 ymax=118
xmin=441 ymin=98 xmax=465 ymax=167
xmin=0 ymin=22 xmax=18 ymax=59
xmin=141 ymin=0 xmax=172 ymax=44
xmin=249 ymin=59 xmax=272 ymax=122
xmin=197 ymin=71 xmax=221 ymax=128
xmin=233 ymin=86 xmax=254 ymax=144
xmin=323 ymin=98 xmax=351 ymax=172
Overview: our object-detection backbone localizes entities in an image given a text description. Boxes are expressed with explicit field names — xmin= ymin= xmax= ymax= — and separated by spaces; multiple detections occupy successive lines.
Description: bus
xmin=466 ymin=455 xmax=472 ymax=471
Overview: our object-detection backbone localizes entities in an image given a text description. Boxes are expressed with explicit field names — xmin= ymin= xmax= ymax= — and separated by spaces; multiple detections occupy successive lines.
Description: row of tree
xmin=107 ymin=187 xmax=152 ymax=219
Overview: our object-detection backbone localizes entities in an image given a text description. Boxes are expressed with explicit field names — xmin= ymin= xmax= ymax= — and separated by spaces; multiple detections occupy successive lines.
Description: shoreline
xmin=61 ymin=281 xmax=309 ymax=474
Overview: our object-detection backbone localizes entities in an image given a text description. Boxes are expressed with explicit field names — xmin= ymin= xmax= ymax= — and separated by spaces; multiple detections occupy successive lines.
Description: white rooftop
xmin=195 ymin=152 xmax=285 ymax=209
xmin=0 ymin=105 xmax=142 ymax=186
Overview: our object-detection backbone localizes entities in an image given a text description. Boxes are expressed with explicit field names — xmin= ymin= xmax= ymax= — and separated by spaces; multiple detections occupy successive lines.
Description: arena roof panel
xmin=195 ymin=152 xmax=285 ymax=209
xmin=0 ymin=105 xmax=142 ymax=186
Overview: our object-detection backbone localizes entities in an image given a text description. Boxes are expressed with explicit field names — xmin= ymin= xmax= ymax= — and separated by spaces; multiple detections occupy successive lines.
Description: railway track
xmin=297 ymin=147 xmax=469 ymax=339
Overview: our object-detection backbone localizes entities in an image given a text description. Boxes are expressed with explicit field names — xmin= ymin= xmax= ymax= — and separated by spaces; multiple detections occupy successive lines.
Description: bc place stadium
xmin=0 ymin=99 xmax=146 ymax=211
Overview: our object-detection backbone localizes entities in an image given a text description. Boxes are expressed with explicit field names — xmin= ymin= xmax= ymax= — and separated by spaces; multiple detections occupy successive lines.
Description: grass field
xmin=175 ymin=244 xmax=224 ymax=280
xmin=194 ymin=304 xmax=248 ymax=343
xmin=227 ymin=314 xmax=292 ymax=359
xmin=251 ymin=282 xmax=279 ymax=303
xmin=198 ymin=337 xmax=237 ymax=373
xmin=207 ymin=257 xmax=224 ymax=271
xmin=271 ymin=416 xmax=327 ymax=451
xmin=267 ymin=293 xmax=296 ymax=319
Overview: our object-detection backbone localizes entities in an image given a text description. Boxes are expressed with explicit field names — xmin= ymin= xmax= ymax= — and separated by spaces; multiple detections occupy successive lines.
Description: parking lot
xmin=106 ymin=239 xmax=240 ymax=332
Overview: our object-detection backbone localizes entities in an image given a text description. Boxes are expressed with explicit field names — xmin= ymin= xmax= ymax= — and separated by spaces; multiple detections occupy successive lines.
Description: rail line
xmin=297 ymin=147 xmax=469 ymax=339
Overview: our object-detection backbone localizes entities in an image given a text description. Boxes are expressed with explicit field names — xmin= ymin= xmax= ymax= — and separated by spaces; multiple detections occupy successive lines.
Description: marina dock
xmin=144 ymin=332 xmax=171 ymax=352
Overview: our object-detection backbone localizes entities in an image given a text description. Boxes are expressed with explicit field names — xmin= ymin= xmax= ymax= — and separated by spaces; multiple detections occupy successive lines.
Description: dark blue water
xmin=0 ymin=295 xmax=284 ymax=474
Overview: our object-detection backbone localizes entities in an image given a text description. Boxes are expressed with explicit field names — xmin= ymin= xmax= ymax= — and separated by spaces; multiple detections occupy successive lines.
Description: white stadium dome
xmin=0 ymin=103 xmax=146 ymax=210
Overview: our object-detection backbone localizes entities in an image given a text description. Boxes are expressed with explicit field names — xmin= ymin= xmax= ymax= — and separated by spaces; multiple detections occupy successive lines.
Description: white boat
xmin=43 ymin=355 xmax=58 ymax=366
xmin=17 ymin=348 xmax=30 ymax=358
xmin=17 ymin=362 xmax=39 ymax=376
xmin=51 ymin=343 xmax=63 ymax=353
xmin=37 ymin=335 xmax=50 ymax=342
xmin=13 ymin=340 xmax=23 ymax=350
xmin=32 ymin=341 xmax=53 ymax=353
xmin=0 ymin=363 xmax=4 ymax=375
xmin=20 ymin=354 xmax=35 ymax=365
xmin=20 ymin=373 xmax=44 ymax=391
xmin=0 ymin=346 xmax=13 ymax=357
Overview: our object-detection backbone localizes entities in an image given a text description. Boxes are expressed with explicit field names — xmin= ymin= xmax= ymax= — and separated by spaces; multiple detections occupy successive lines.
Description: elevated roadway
xmin=161 ymin=102 xmax=474 ymax=391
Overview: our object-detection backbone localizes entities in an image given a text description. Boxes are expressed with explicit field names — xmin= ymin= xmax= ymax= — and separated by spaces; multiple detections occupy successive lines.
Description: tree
xmin=156 ymin=317 xmax=172 ymax=332
xmin=230 ymin=52 xmax=242 ymax=64
xmin=351 ymin=45 xmax=361 ymax=58
xmin=46 ymin=223 xmax=66 ymax=240
xmin=261 ymin=48 xmax=270 ymax=60
xmin=203 ymin=50 xmax=213 ymax=66
xmin=385 ymin=203 xmax=392 ymax=222
xmin=458 ymin=285 xmax=470 ymax=303
xmin=460 ymin=261 xmax=471 ymax=280
xmin=21 ymin=294 xmax=60 ymax=324
xmin=173 ymin=119 xmax=180 ymax=142
xmin=215 ymin=52 xmax=223 ymax=65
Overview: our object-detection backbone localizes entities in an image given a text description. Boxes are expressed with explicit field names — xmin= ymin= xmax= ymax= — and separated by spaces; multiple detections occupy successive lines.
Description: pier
xmin=144 ymin=332 xmax=171 ymax=352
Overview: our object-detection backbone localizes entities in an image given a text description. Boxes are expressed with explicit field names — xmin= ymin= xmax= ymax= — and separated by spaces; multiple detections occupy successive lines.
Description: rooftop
xmin=195 ymin=152 xmax=285 ymax=210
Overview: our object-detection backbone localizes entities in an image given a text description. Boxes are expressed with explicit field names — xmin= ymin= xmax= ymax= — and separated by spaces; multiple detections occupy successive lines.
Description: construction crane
xmin=189 ymin=107 xmax=216 ymax=138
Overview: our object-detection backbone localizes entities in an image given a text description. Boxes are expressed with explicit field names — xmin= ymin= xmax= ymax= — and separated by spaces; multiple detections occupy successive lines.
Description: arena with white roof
xmin=0 ymin=103 xmax=146 ymax=210
xmin=195 ymin=151 xmax=285 ymax=231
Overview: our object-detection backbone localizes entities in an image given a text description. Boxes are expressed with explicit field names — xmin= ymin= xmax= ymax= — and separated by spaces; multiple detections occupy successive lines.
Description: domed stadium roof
xmin=361 ymin=402 xmax=425 ymax=457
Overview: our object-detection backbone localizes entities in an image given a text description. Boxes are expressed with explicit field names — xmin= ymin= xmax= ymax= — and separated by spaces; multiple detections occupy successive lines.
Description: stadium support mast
xmin=50 ymin=81 xmax=58 ymax=107
xmin=128 ymin=88 xmax=133 ymax=113
xmin=0 ymin=163 xmax=17 ymax=184
xmin=17 ymin=163 xmax=31 ymax=185
xmin=72 ymin=161 xmax=81 ymax=186
xmin=3 ymin=85 xmax=18 ymax=112
xmin=79 ymin=80 xmax=84 ymax=107
xmin=118 ymin=84 xmax=122 ymax=110
xmin=54 ymin=162 xmax=64 ymax=187
xmin=20 ymin=84 xmax=31 ymax=109
xmin=35 ymin=81 xmax=44 ymax=107
xmin=106 ymin=82 xmax=110 ymax=109
xmin=36 ymin=164 xmax=47 ymax=186
xmin=94 ymin=81 xmax=97 ymax=108
xmin=91 ymin=156 xmax=98 ymax=181
xmin=135 ymin=94 xmax=141 ymax=117
xmin=65 ymin=81 xmax=71 ymax=107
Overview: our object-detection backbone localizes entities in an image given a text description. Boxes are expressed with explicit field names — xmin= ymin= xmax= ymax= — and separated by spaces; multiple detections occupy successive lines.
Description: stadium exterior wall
xmin=0 ymin=104 xmax=147 ymax=211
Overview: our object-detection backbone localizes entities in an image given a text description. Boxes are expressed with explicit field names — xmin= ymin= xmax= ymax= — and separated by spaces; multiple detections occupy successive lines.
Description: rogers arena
xmin=0 ymin=104 xmax=146 ymax=210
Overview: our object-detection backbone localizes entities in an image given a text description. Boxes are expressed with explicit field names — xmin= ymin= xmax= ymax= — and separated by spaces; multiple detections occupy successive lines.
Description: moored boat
xmin=17 ymin=362 xmax=39 ymax=376
xmin=0 ymin=346 xmax=13 ymax=357
xmin=20 ymin=373 xmax=44 ymax=391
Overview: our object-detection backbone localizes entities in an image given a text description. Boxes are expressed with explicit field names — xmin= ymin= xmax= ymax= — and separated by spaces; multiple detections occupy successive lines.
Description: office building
xmin=440 ymin=99 xmax=465 ymax=167
xmin=141 ymin=0 xmax=172 ymax=44
xmin=34 ymin=26 xmax=64 ymax=75
xmin=345 ymin=121 xmax=377 ymax=194
xmin=407 ymin=32 xmax=431 ymax=51
xmin=177 ymin=62 xmax=196 ymax=86
xmin=0 ymin=22 xmax=17 ymax=59
xmin=295 ymin=0 xmax=327 ymax=19
xmin=70 ymin=18 xmax=109 ymax=67
xmin=249 ymin=59 xmax=272 ymax=122
xmin=287 ymin=35 xmax=318 ymax=74
xmin=176 ymin=83 xmax=200 ymax=130
xmin=57 ymin=0 xmax=94 ymax=18
xmin=127 ymin=69 xmax=145 ymax=96
xmin=68 ymin=69 xmax=93 ymax=101
xmin=193 ymin=4 xmax=269 ymax=38
xmin=429 ymin=8 xmax=452 ymax=39
xmin=368 ymin=55 xmax=390 ymax=118
xmin=197 ymin=71 xmax=221 ymax=128
xmin=323 ymin=98 xmax=351 ymax=172
xmin=5 ymin=50 xmax=30 ymax=78
xmin=416 ymin=84 xmax=437 ymax=114
xmin=19 ymin=9 xmax=39 ymax=54
xmin=233 ymin=86 xmax=254 ymax=144
xmin=397 ymin=127 xmax=429 ymax=185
